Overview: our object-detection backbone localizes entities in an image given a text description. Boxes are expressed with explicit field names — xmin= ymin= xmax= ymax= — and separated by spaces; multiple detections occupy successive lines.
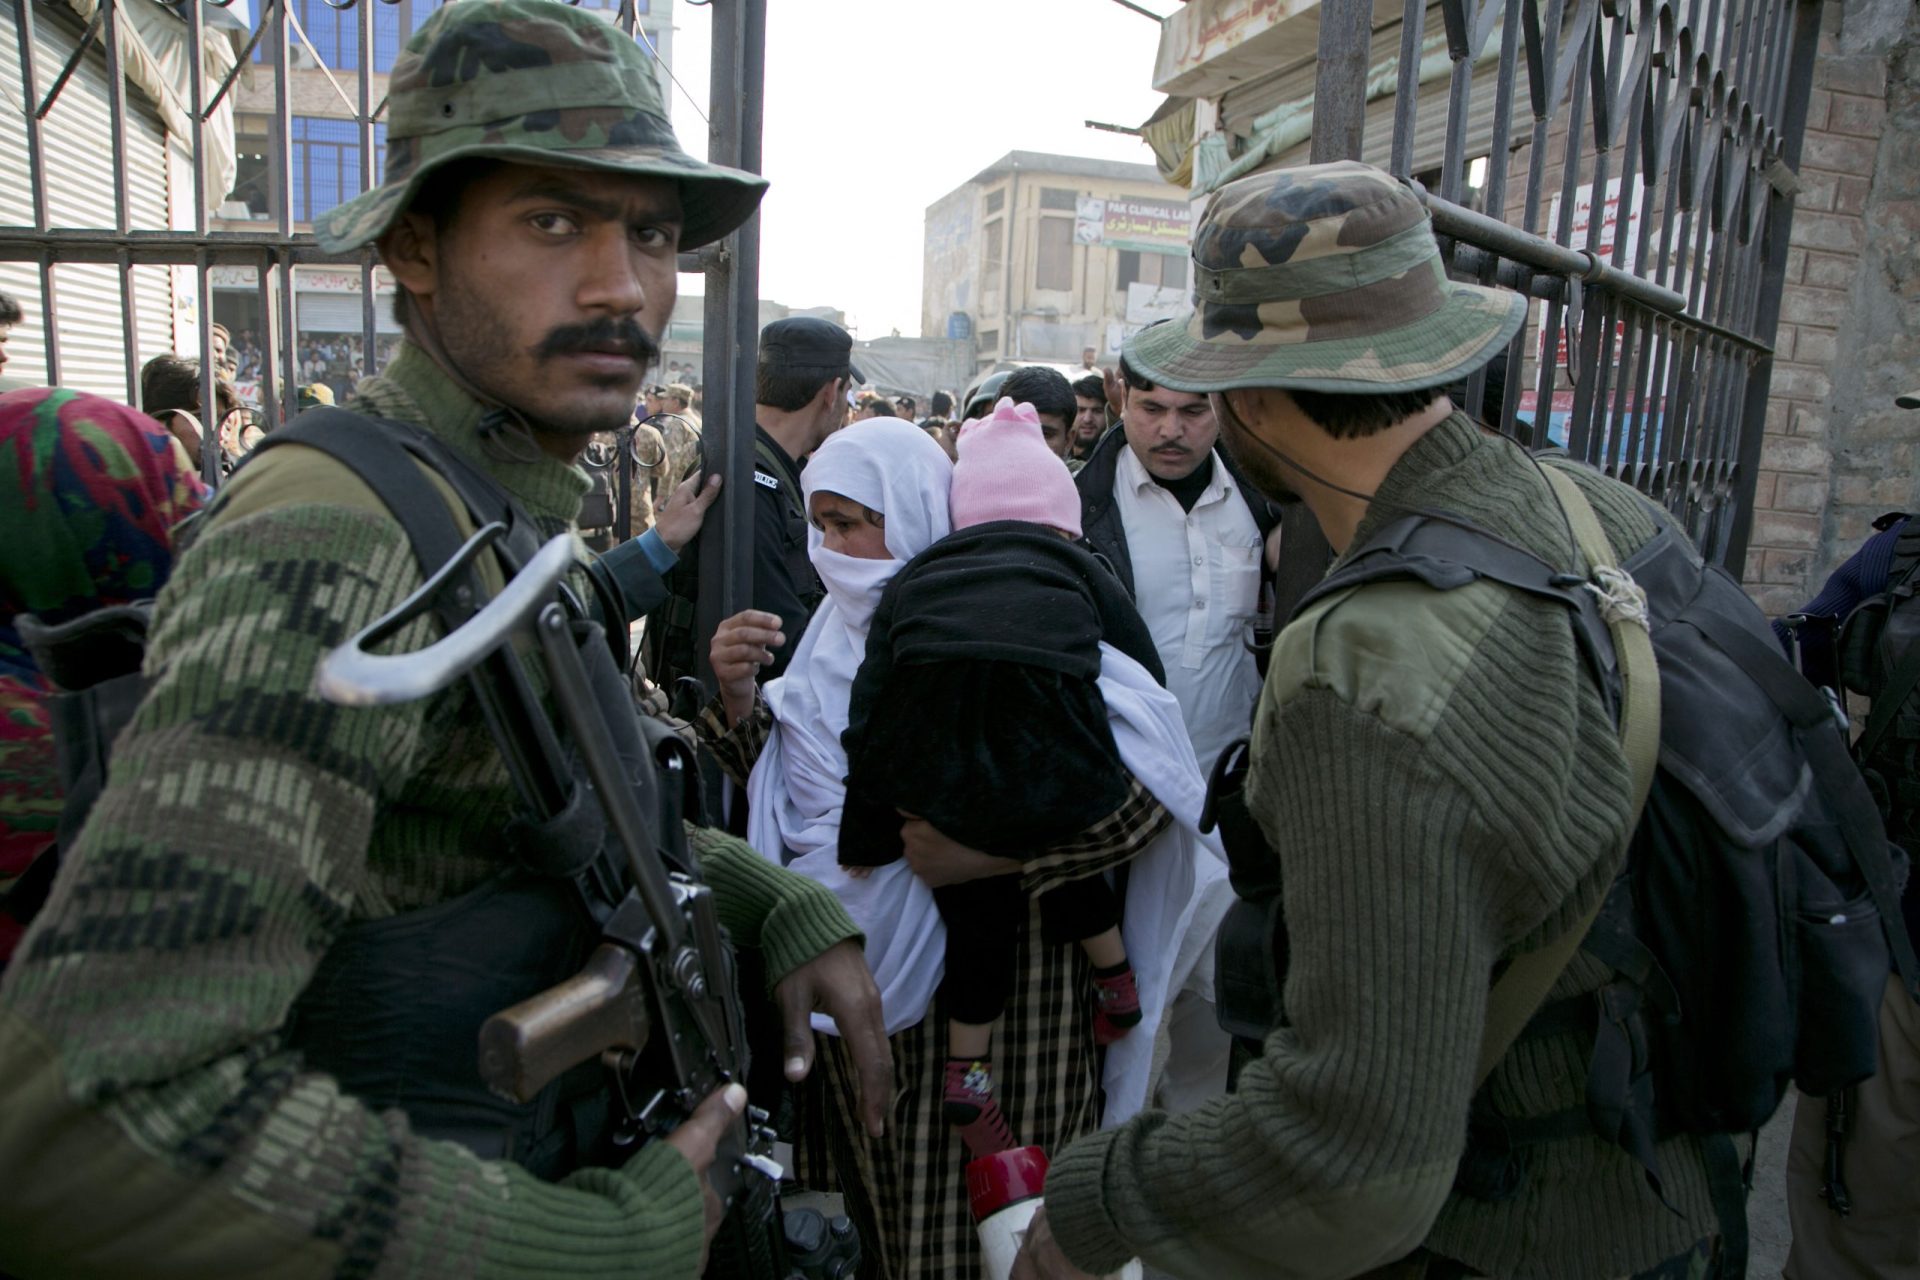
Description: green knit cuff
xmin=689 ymin=825 xmax=862 ymax=991
xmin=478 ymin=1142 xmax=706 ymax=1279
xmin=755 ymin=874 xmax=863 ymax=991
xmin=1042 ymin=1128 xmax=1135 ymax=1275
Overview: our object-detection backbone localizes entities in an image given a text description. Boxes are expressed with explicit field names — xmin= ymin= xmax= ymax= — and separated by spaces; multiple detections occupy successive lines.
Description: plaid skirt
xmin=796 ymin=896 xmax=1100 ymax=1279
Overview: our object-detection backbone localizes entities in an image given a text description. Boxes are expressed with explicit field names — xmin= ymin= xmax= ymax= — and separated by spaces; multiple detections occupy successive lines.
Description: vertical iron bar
xmin=1438 ymin=0 xmax=1475 ymax=203
xmin=99 ymin=0 xmax=145 ymax=404
xmin=1311 ymin=0 xmax=1374 ymax=161
xmin=256 ymin=255 xmax=281 ymax=432
xmin=39 ymin=258 xmax=62 ymax=387
xmin=119 ymin=256 xmax=140 ymax=404
xmin=695 ymin=0 xmax=765 ymax=687
xmin=359 ymin=0 xmax=377 ymax=393
xmin=273 ymin=0 xmax=297 ymax=430
xmin=1720 ymin=0 xmax=1815 ymax=572
xmin=1390 ymin=0 xmax=1427 ymax=177
xmin=15 ymin=0 xmax=50 ymax=233
xmin=197 ymin=250 xmax=221 ymax=486
xmin=280 ymin=249 xmax=299 ymax=437
xmin=186 ymin=0 xmax=208 ymax=235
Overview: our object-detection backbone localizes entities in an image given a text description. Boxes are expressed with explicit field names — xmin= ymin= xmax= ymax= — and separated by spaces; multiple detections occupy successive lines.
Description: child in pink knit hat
xmin=839 ymin=396 xmax=1165 ymax=1159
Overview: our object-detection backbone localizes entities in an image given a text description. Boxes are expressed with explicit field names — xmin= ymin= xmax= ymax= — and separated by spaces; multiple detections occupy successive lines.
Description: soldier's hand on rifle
xmin=655 ymin=471 xmax=722 ymax=555
xmin=774 ymin=939 xmax=893 ymax=1138
xmin=710 ymin=610 xmax=784 ymax=726
xmin=663 ymin=1081 xmax=749 ymax=1268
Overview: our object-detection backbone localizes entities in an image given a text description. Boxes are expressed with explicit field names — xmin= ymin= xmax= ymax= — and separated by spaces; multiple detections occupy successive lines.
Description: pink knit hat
xmin=950 ymin=396 xmax=1083 ymax=538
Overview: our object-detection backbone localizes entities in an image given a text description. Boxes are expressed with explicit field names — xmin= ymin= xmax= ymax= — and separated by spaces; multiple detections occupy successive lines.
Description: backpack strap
xmin=1472 ymin=470 xmax=1660 ymax=1086
xmin=250 ymin=409 xmax=483 ymax=631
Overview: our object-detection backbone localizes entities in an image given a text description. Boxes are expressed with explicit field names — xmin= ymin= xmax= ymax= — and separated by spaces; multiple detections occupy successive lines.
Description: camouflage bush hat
xmin=315 ymin=0 xmax=767 ymax=254
xmin=1125 ymin=160 xmax=1527 ymax=395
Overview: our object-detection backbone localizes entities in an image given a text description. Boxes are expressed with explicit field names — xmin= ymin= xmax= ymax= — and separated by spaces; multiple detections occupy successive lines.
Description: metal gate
xmin=0 ymin=0 xmax=764 ymax=651
xmin=1309 ymin=0 xmax=1821 ymax=570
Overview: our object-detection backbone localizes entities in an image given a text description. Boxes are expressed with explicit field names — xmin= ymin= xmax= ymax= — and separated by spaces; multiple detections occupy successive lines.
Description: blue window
xmin=291 ymin=117 xmax=388 ymax=223
xmin=260 ymin=0 xmax=448 ymax=72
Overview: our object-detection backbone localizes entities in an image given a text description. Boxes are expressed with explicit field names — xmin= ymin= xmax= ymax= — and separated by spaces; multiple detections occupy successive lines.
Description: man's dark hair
xmin=141 ymin=353 xmax=203 ymax=418
xmin=895 ymin=396 xmax=916 ymax=416
xmin=929 ymin=390 xmax=953 ymax=417
xmin=389 ymin=159 xmax=499 ymax=331
xmin=1117 ymin=353 xmax=1155 ymax=393
xmin=860 ymin=394 xmax=898 ymax=418
xmin=0 ymin=291 xmax=24 ymax=326
xmin=1289 ymin=384 xmax=1448 ymax=440
xmin=756 ymin=364 xmax=843 ymax=412
xmin=1072 ymin=373 xmax=1105 ymax=401
xmin=1001 ymin=366 xmax=1075 ymax=423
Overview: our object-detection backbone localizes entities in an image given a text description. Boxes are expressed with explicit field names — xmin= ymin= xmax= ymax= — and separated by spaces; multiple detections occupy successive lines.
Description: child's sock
xmin=942 ymin=1057 xmax=1014 ymax=1159
xmin=1091 ymin=961 xmax=1142 ymax=1046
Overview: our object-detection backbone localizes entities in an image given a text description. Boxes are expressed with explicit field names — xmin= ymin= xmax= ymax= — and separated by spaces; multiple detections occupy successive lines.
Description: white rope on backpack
xmin=1584 ymin=565 xmax=1652 ymax=631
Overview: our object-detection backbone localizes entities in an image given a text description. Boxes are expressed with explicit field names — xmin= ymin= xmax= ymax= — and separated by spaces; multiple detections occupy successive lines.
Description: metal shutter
xmin=0 ymin=4 xmax=176 ymax=401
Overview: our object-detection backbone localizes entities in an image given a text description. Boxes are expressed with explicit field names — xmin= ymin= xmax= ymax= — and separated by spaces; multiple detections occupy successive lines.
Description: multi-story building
xmin=922 ymin=150 xmax=1196 ymax=373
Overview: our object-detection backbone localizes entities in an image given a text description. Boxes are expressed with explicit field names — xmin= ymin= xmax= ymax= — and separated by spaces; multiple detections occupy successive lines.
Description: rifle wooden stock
xmin=479 ymin=943 xmax=653 ymax=1103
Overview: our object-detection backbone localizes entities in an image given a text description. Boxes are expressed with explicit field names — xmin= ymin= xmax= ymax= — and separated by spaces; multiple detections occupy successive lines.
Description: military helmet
xmin=1125 ymin=161 xmax=1527 ymax=395
xmin=316 ymin=0 xmax=766 ymax=254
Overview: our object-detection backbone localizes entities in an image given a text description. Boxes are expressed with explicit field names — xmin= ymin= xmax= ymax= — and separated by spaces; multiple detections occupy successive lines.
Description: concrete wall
xmin=1741 ymin=0 xmax=1920 ymax=616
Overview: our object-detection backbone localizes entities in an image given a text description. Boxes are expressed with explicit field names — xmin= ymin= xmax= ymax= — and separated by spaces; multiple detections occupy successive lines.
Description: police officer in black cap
xmin=646 ymin=316 xmax=859 ymax=687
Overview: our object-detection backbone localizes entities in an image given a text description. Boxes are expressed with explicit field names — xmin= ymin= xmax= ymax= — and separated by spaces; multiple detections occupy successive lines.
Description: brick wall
xmin=1741 ymin=0 xmax=1920 ymax=616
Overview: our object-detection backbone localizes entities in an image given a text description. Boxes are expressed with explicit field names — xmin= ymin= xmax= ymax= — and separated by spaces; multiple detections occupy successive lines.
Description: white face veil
xmin=748 ymin=418 xmax=953 ymax=860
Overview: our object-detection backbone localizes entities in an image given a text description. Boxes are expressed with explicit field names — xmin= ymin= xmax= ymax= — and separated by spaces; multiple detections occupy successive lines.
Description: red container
xmin=967 ymin=1145 xmax=1050 ymax=1224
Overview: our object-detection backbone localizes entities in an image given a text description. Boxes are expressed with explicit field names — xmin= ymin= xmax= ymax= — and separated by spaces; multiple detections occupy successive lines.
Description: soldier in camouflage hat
xmin=1124 ymin=160 xmax=1525 ymax=394
xmin=1018 ymin=161 xmax=1721 ymax=1280
xmin=0 ymin=2 xmax=895 ymax=1276
xmin=315 ymin=0 xmax=763 ymax=255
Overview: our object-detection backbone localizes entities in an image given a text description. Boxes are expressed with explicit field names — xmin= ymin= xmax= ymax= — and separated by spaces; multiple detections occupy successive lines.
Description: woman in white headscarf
xmin=699 ymin=415 xmax=1229 ymax=1280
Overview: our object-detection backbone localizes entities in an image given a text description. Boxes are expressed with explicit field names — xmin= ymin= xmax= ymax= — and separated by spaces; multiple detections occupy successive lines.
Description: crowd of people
xmin=0 ymin=3 xmax=1914 ymax=1280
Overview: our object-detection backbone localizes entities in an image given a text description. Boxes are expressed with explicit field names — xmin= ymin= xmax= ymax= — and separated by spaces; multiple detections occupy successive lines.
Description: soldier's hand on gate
xmin=655 ymin=472 xmax=722 ymax=555
xmin=773 ymin=939 xmax=893 ymax=1138
xmin=709 ymin=610 xmax=784 ymax=726
xmin=662 ymin=1081 xmax=748 ymax=1269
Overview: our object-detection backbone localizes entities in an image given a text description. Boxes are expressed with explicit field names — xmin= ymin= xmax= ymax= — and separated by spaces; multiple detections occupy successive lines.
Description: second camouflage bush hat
xmin=315 ymin=0 xmax=767 ymax=254
xmin=1126 ymin=160 xmax=1527 ymax=395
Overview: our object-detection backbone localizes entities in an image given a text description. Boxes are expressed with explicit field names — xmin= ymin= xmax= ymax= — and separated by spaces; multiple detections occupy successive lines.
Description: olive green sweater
xmin=0 ymin=343 xmax=860 ymax=1280
xmin=1046 ymin=415 xmax=1718 ymax=1278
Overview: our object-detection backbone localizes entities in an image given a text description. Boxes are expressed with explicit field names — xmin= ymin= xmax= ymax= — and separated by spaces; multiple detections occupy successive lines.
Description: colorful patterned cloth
xmin=0 ymin=386 xmax=205 ymax=960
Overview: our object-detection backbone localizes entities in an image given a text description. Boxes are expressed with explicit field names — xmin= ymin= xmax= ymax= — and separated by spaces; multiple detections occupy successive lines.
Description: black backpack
xmin=1215 ymin=459 xmax=1917 ymax=1275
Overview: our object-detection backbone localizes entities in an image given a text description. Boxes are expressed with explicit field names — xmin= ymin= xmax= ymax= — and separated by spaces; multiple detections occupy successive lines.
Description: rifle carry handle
xmin=479 ymin=942 xmax=653 ymax=1103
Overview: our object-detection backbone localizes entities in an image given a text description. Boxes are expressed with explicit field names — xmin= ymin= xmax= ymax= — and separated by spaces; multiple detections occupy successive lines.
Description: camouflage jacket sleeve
xmin=0 ymin=490 xmax=709 ymax=1278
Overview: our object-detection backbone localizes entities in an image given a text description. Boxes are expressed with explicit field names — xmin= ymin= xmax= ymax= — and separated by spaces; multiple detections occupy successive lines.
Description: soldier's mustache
xmin=537 ymin=320 xmax=661 ymax=365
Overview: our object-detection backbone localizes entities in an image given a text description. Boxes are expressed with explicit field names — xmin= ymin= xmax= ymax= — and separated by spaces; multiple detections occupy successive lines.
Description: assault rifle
xmin=320 ymin=528 xmax=856 ymax=1279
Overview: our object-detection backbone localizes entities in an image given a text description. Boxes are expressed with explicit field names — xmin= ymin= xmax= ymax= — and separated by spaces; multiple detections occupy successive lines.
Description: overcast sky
xmin=665 ymin=0 xmax=1180 ymax=339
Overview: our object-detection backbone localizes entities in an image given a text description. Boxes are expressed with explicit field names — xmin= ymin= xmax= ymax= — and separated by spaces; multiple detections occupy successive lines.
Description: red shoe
xmin=1092 ymin=965 xmax=1142 ymax=1046
xmin=943 ymin=1058 xmax=1015 ymax=1159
